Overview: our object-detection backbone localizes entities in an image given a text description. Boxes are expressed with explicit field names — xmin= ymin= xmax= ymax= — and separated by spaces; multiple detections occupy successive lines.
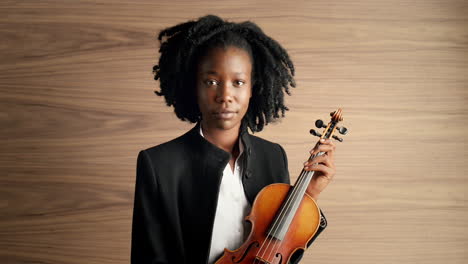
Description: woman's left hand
xmin=303 ymin=138 xmax=336 ymax=200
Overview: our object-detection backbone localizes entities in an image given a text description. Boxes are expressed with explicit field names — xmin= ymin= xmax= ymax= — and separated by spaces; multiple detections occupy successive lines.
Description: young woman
xmin=131 ymin=15 xmax=336 ymax=264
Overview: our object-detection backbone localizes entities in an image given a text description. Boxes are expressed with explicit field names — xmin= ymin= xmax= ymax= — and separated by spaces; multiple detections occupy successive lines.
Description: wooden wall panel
xmin=1 ymin=1 xmax=467 ymax=263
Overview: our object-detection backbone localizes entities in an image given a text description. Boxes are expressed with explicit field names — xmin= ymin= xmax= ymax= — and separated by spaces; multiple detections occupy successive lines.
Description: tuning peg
xmin=332 ymin=135 xmax=343 ymax=142
xmin=336 ymin=126 xmax=348 ymax=135
xmin=315 ymin=119 xmax=326 ymax=129
xmin=309 ymin=129 xmax=322 ymax=137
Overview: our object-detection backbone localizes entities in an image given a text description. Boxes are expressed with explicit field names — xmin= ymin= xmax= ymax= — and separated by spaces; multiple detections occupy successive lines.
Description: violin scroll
xmin=309 ymin=108 xmax=348 ymax=142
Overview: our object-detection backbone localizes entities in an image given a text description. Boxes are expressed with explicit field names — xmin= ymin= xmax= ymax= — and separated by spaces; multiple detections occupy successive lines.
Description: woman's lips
xmin=213 ymin=111 xmax=237 ymax=119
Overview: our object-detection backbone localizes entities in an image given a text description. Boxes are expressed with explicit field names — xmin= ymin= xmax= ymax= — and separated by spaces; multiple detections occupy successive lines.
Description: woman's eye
xmin=206 ymin=80 xmax=218 ymax=86
xmin=235 ymin=80 xmax=245 ymax=86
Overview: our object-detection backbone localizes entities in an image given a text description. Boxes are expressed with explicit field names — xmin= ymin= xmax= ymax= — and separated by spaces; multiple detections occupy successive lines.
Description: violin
xmin=215 ymin=108 xmax=348 ymax=264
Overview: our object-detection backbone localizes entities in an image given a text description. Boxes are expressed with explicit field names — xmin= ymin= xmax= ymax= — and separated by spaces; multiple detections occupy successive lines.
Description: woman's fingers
xmin=310 ymin=138 xmax=336 ymax=158
xmin=303 ymin=153 xmax=333 ymax=168
xmin=304 ymin=138 xmax=337 ymax=181
xmin=303 ymin=163 xmax=335 ymax=181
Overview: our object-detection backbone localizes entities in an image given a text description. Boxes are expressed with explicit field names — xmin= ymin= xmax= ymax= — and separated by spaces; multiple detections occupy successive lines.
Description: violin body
xmin=215 ymin=108 xmax=347 ymax=264
xmin=214 ymin=183 xmax=321 ymax=264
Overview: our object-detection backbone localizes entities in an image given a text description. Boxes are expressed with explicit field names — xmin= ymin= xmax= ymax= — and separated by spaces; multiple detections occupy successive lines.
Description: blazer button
xmin=245 ymin=170 xmax=252 ymax=179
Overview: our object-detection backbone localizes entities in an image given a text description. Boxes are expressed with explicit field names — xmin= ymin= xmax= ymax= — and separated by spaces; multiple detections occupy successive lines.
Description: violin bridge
xmin=254 ymin=256 xmax=271 ymax=264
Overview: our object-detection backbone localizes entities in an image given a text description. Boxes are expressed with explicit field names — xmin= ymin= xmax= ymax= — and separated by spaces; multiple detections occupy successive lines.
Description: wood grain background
xmin=1 ymin=0 xmax=467 ymax=263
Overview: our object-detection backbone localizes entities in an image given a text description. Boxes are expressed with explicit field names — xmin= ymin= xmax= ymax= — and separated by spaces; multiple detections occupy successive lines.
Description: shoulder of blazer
xmin=142 ymin=123 xmax=230 ymax=167
xmin=143 ymin=130 xmax=193 ymax=159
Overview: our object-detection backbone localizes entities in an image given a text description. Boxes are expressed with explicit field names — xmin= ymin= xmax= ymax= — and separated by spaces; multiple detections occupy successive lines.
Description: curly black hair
xmin=152 ymin=14 xmax=296 ymax=132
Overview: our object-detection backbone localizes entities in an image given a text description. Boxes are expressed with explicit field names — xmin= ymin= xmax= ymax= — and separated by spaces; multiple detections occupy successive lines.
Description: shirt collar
xmin=199 ymin=124 xmax=244 ymax=156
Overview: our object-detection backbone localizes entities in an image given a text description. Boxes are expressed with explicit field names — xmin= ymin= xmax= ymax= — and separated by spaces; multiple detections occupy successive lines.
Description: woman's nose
xmin=215 ymin=82 xmax=233 ymax=103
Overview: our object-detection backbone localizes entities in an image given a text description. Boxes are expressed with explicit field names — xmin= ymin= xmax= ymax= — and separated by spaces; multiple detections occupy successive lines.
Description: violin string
xmin=258 ymin=168 xmax=310 ymax=263
xmin=251 ymin=169 xmax=305 ymax=263
xmin=254 ymin=156 xmax=313 ymax=263
xmin=252 ymin=169 xmax=306 ymax=264
xmin=266 ymin=151 xmax=324 ymax=261
xmin=265 ymin=171 xmax=304 ymax=259
xmin=267 ymin=169 xmax=316 ymax=262
xmin=256 ymin=150 xmax=321 ymax=263
xmin=264 ymin=168 xmax=314 ymax=263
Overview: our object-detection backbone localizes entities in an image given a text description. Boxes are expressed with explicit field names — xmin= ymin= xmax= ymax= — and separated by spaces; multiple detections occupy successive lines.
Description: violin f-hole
xmin=231 ymin=241 xmax=260 ymax=263
xmin=272 ymin=253 xmax=283 ymax=264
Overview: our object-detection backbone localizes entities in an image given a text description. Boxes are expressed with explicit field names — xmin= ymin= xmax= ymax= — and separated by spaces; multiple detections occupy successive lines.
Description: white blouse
xmin=200 ymin=127 xmax=252 ymax=264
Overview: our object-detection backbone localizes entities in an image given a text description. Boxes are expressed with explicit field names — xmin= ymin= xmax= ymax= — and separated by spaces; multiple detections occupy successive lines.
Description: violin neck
xmin=295 ymin=151 xmax=326 ymax=189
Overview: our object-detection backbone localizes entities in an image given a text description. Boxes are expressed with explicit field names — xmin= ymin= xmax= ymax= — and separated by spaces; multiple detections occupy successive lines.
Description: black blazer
xmin=131 ymin=122 xmax=327 ymax=264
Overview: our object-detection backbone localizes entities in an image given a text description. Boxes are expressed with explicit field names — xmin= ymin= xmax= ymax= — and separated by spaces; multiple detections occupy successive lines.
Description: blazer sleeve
xmin=131 ymin=150 xmax=169 ymax=264
xmin=276 ymin=144 xmax=328 ymax=264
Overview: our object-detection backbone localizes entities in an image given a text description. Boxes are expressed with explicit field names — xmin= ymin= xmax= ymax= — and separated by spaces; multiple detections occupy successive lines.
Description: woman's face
xmin=196 ymin=46 xmax=252 ymax=132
